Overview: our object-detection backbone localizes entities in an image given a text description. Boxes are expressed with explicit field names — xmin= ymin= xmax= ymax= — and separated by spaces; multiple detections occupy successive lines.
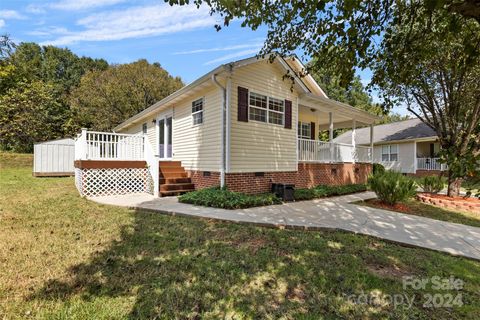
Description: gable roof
xmin=114 ymin=54 xmax=325 ymax=132
xmin=334 ymin=118 xmax=437 ymax=145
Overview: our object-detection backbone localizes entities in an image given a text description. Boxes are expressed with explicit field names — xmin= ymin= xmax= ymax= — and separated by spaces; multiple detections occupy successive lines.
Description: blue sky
xmin=1 ymin=0 xmax=407 ymax=115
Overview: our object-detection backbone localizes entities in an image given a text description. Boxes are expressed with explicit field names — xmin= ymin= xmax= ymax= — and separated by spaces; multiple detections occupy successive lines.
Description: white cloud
xmin=50 ymin=0 xmax=126 ymax=11
xmin=0 ymin=19 xmax=5 ymax=29
xmin=41 ymin=4 xmax=217 ymax=46
xmin=203 ymin=48 xmax=262 ymax=65
xmin=26 ymin=4 xmax=47 ymax=14
xmin=175 ymin=43 xmax=264 ymax=55
xmin=28 ymin=27 xmax=70 ymax=37
xmin=0 ymin=10 xmax=26 ymax=19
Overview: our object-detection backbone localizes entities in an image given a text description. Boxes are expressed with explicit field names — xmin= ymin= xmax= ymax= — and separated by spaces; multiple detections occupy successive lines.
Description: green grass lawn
xmin=1 ymin=153 xmax=480 ymax=319
xmin=357 ymin=198 xmax=480 ymax=228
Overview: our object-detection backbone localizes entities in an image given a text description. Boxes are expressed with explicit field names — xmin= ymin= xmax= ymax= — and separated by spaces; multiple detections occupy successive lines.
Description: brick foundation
xmin=187 ymin=162 xmax=372 ymax=194
xmin=187 ymin=170 xmax=221 ymax=189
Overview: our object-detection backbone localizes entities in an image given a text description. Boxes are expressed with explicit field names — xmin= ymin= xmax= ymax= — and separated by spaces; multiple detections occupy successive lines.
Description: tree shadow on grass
xmin=30 ymin=209 xmax=480 ymax=318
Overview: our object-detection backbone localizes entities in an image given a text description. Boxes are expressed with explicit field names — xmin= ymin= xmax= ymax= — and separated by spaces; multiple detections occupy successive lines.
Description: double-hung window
xmin=192 ymin=98 xmax=204 ymax=125
xmin=249 ymin=92 xmax=284 ymax=125
xmin=298 ymin=122 xmax=311 ymax=139
xmin=382 ymin=144 xmax=399 ymax=161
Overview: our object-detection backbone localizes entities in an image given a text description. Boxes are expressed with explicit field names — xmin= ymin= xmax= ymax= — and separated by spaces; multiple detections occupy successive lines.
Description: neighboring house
xmin=334 ymin=118 xmax=446 ymax=176
xmin=74 ymin=55 xmax=378 ymax=197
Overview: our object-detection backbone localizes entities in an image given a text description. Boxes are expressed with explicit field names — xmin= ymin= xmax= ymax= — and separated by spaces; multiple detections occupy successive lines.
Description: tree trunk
xmin=447 ymin=175 xmax=462 ymax=197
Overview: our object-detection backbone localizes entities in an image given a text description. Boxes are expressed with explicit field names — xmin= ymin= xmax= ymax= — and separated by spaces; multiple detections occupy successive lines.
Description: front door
xmin=158 ymin=113 xmax=173 ymax=159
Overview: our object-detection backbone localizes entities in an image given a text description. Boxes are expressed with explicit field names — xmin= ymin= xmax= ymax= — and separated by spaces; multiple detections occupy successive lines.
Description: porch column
xmin=352 ymin=120 xmax=356 ymax=163
xmin=413 ymin=141 xmax=418 ymax=173
xmin=370 ymin=124 xmax=374 ymax=163
xmin=351 ymin=120 xmax=356 ymax=147
xmin=329 ymin=112 xmax=334 ymax=162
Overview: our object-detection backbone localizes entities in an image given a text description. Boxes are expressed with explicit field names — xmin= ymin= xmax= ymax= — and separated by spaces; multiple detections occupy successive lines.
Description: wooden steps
xmin=159 ymin=161 xmax=195 ymax=196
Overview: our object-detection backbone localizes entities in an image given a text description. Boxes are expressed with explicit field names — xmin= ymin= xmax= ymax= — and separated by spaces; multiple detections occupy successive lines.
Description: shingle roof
xmin=333 ymin=118 xmax=437 ymax=145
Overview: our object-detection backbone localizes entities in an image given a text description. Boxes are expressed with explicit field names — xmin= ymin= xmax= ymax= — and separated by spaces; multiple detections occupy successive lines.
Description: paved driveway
xmin=91 ymin=192 xmax=480 ymax=260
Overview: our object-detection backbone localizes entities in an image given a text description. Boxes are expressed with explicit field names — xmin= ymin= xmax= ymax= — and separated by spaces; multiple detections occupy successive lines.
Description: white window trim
xmin=298 ymin=121 xmax=311 ymax=139
xmin=381 ymin=144 xmax=399 ymax=162
xmin=192 ymin=97 xmax=204 ymax=126
xmin=248 ymin=91 xmax=285 ymax=127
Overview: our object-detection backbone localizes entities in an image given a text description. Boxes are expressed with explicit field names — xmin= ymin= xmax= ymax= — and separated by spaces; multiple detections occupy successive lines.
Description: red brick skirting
xmin=417 ymin=193 xmax=480 ymax=214
xmin=187 ymin=162 xmax=372 ymax=194
xmin=187 ymin=170 xmax=221 ymax=189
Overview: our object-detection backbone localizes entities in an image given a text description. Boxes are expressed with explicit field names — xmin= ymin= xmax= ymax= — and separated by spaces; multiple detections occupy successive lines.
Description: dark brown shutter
xmin=238 ymin=86 xmax=249 ymax=122
xmin=284 ymin=100 xmax=292 ymax=129
xmin=310 ymin=122 xmax=316 ymax=140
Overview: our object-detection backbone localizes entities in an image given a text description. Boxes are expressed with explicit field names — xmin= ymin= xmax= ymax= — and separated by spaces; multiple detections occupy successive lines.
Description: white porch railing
xmin=298 ymin=138 xmax=372 ymax=163
xmin=417 ymin=157 xmax=447 ymax=171
xmin=75 ymin=129 xmax=144 ymax=160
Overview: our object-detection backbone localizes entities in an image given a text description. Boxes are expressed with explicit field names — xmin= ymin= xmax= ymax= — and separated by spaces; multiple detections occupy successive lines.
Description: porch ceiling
xmin=299 ymin=93 xmax=379 ymax=129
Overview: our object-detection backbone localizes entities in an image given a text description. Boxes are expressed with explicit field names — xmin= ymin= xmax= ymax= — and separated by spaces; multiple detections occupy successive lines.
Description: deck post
xmin=329 ymin=112 xmax=334 ymax=162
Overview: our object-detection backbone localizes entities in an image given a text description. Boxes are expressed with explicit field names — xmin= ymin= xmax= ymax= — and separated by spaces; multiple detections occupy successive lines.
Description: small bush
xmin=178 ymin=187 xmax=281 ymax=209
xmin=294 ymin=184 xmax=367 ymax=201
xmin=368 ymin=171 xmax=417 ymax=205
xmin=373 ymin=163 xmax=386 ymax=175
xmin=418 ymin=176 xmax=445 ymax=193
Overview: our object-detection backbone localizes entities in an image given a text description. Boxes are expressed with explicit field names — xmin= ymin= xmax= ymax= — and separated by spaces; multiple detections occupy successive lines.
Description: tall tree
xmin=0 ymin=81 xmax=62 ymax=152
xmin=69 ymin=59 xmax=183 ymax=131
xmin=372 ymin=6 xmax=480 ymax=196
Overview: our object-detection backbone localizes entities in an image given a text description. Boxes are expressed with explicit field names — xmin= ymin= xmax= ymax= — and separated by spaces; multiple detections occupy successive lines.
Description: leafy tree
xmin=372 ymin=7 xmax=480 ymax=196
xmin=166 ymin=0 xmax=480 ymax=86
xmin=69 ymin=59 xmax=183 ymax=131
xmin=0 ymin=81 xmax=63 ymax=152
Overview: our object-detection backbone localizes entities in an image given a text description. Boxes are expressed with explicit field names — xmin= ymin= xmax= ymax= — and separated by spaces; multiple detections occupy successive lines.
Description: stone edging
xmin=417 ymin=193 xmax=480 ymax=214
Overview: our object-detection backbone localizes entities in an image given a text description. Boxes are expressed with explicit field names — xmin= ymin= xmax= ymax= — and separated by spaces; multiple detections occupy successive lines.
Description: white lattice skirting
xmin=75 ymin=168 xmax=153 ymax=197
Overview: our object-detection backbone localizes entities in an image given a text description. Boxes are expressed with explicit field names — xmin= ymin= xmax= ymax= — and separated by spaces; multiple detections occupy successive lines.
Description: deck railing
xmin=298 ymin=139 xmax=372 ymax=163
xmin=417 ymin=157 xmax=447 ymax=171
xmin=75 ymin=129 xmax=144 ymax=160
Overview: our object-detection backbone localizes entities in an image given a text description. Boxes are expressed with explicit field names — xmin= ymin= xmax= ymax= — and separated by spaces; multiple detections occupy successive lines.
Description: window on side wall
xmin=249 ymin=91 xmax=284 ymax=125
xmin=142 ymin=123 xmax=147 ymax=134
xmin=382 ymin=144 xmax=399 ymax=161
xmin=192 ymin=98 xmax=203 ymax=125
xmin=298 ymin=122 xmax=311 ymax=139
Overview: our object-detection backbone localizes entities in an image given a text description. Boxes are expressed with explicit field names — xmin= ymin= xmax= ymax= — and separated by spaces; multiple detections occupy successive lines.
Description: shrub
xmin=178 ymin=187 xmax=281 ymax=209
xmin=368 ymin=171 xmax=417 ymax=205
xmin=418 ymin=175 xmax=445 ymax=193
xmin=294 ymin=184 xmax=367 ymax=201
xmin=373 ymin=163 xmax=386 ymax=175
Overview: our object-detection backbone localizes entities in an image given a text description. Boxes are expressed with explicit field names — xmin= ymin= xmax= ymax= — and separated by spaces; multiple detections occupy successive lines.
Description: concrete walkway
xmin=91 ymin=192 xmax=480 ymax=260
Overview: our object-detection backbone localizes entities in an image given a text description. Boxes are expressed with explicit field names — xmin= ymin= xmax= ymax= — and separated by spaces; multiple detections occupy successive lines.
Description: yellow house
xmin=74 ymin=55 xmax=378 ymax=197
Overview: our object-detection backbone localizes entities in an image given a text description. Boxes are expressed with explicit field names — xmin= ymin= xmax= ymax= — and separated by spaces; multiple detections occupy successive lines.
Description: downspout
xmin=212 ymin=73 xmax=227 ymax=188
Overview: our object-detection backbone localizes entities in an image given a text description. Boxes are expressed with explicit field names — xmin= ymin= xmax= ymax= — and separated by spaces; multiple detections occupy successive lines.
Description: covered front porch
xmin=415 ymin=140 xmax=447 ymax=171
xmin=297 ymin=93 xmax=376 ymax=164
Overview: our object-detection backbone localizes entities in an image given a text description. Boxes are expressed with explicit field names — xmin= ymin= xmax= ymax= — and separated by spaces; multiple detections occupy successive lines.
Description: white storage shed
xmin=33 ymin=138 xmax=75 ymax=177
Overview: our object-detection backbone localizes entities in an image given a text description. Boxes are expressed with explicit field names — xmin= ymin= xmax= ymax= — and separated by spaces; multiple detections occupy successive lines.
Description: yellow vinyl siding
xmin=172 ymin=86 xmax=221 ymax=171
xmin=118 ymin=85 xmax=222 ymax=171
xmin=229 ymin=60 xmax=299 ymax=172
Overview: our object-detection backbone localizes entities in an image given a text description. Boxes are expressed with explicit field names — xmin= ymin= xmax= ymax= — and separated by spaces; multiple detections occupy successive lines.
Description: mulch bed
xmin=364 ymin=199 xmax=413 ymax=213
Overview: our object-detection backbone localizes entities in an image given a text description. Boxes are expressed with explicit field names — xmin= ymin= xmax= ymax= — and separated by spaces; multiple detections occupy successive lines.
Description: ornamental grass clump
xmin=418 ymin=175 xmax=445 ymax=193
xmin=368 ymin=171 xmax=417 ymax=205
